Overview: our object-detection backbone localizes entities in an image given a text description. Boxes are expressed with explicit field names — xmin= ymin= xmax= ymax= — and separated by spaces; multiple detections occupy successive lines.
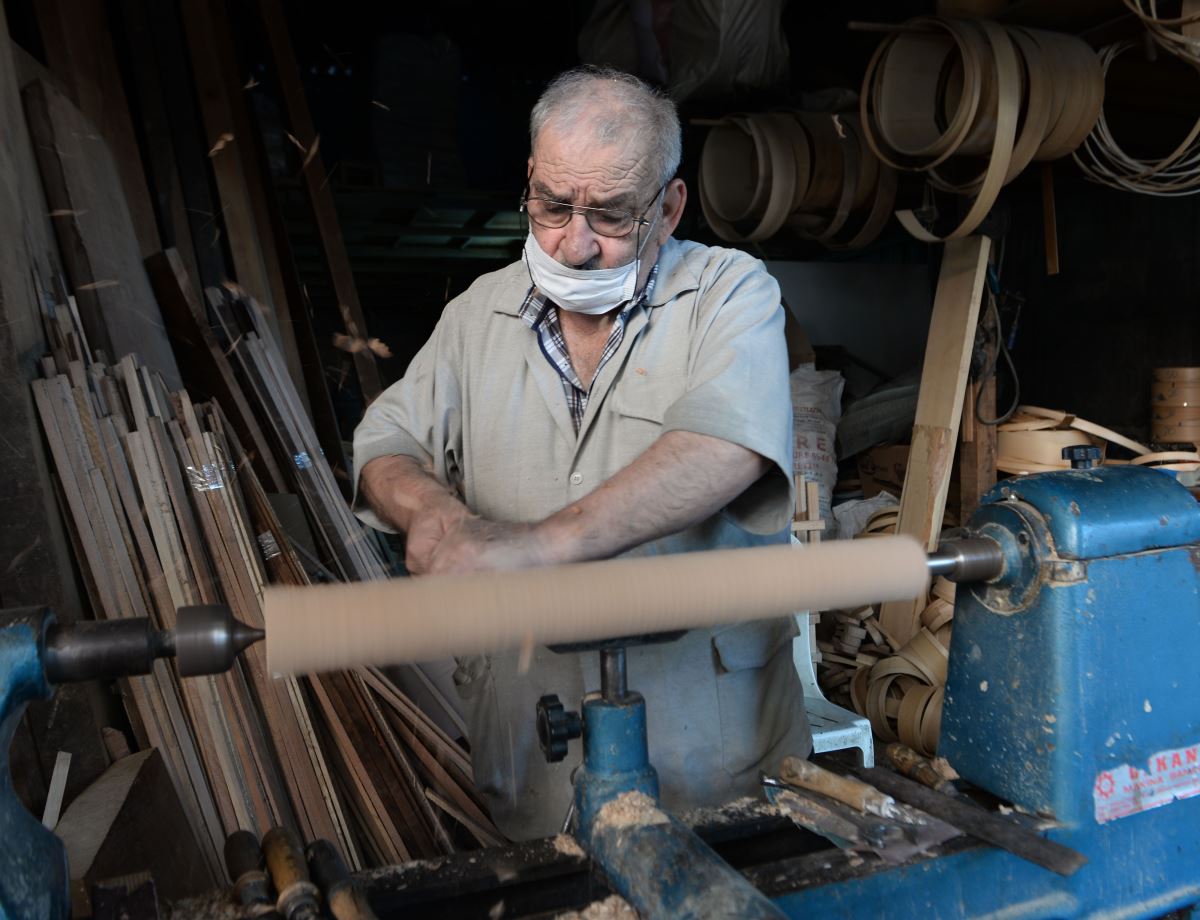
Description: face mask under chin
xmin=522 ymin=213 xmax=659 ymax=316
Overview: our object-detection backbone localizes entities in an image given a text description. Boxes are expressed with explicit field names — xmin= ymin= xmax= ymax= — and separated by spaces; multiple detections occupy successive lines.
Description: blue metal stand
xmin=0 ymin=608 xmax=69 ymax=920
xmin=541 ymin=647 xmax=786 ymax=919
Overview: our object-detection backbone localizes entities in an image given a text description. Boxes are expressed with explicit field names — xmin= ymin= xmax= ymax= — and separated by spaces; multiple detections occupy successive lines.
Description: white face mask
xmin=522 ymin=210 xmax=659 ymax=316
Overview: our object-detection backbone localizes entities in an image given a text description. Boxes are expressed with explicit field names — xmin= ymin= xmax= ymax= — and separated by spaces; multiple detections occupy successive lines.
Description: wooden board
xmin=21 ymin=78 xmax=180 ymax=387
xmin=879 ymin=236 xmax=990 ymax=646
xmin=957 ymin=367 xmax=998 ymax=524
xmin=201 ymin=0 xmax=308 ymax=403
xmin=176 ymin=0 xmax=284 ymax=355
xmin=33 ymin=0 xmax=161 ymax=259
xmin=256 ymin=0 xmax=383 ymax=403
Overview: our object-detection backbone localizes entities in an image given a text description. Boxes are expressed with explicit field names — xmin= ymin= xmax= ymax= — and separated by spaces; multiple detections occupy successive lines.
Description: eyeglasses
xmin=520 ymin=184 xmax=665 ymax=239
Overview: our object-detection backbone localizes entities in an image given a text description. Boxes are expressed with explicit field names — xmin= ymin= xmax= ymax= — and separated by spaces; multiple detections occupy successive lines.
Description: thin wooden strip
xmin=380 ymin=706 xmax=498 ymax=839
xmin=425 ymin=789 xmax=504 ymax=849
xmin=148 ymin=417 xmax=220 ymax=602
xmin=31 ymin=379 xmax=122 ymax=614
xmin=42 ymin=377 xmax=134 ymax=616
xmin=97 ymin=415 xmax=174 ymax=618
xmin=285 ymin=676 xmax=361 ymax=870
xmin=331 ymin=673 xmax=437 ymax=856
xmin=221 ymin=663 xmax=283 ymax=833
xmin=246 ymin=332 xmax=380 ymax=578
xmin=310 ymin=677 xmax=410 ymax=863
xmin=352 ymin=674 xmax=455 ymax=855
xmin=124 ymin=429 xmax=190 ymax=608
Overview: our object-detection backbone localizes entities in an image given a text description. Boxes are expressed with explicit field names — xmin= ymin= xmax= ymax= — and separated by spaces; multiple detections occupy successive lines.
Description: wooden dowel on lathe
xmin=265 ymin=537 xmax=930 ymax=676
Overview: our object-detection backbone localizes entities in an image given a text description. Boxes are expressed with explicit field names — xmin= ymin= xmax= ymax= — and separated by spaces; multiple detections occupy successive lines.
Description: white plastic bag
xmin=790 ymin=363 xmax=844 ymax=537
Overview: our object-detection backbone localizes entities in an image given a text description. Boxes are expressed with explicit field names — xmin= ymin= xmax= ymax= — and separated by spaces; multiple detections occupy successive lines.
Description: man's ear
xmin=659 ymin=178 xmax=687 ymax=242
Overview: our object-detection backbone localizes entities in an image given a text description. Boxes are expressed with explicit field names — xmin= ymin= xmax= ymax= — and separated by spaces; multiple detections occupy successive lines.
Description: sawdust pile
xmin=555 ymin=894 xmax=640 ymax=919
xmin=593 ymin=791 xmax=670 ymax=830
xmin=552 ymin=833 xmax=586 ymax=858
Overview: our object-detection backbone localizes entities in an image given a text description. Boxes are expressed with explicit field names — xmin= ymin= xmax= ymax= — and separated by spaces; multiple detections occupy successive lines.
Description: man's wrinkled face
xmin=527 ymin=120 xmax=665 ymax=274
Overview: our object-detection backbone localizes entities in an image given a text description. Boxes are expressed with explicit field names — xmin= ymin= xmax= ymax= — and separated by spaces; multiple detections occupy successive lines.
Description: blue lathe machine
xmin=2 ymin=464 xmax=1198 ymax=918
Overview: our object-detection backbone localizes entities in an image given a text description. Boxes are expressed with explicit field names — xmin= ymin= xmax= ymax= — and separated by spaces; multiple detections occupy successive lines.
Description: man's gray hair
xmin=530 ymin=66 xmax=681 ymax=190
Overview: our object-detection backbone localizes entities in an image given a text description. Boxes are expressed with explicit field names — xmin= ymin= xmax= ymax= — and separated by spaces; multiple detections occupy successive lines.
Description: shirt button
xmin=570 ymin=472 xmax=583 ymax=485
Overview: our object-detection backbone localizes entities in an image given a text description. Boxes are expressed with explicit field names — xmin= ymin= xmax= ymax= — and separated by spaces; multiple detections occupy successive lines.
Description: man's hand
xmin=403 ymin=496 xmax=471 ymax=574
xmin=425 ymin=516 xmax=548 ymax=576
xmin=359 ymin=455 xmax=472 ymax=574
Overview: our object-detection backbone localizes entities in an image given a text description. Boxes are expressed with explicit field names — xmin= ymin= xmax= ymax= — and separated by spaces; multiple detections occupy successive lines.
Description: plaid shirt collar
xmin=519 ymin=263 xmax=660 ymax=433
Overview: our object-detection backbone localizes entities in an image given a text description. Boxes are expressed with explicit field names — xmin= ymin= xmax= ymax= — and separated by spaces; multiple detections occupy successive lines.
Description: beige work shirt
xmin=353 ymin=237 xmax=811 ymax=840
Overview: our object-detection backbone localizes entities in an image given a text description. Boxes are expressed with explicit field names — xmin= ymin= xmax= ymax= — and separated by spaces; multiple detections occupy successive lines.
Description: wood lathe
xmin=4 ymin=463 xmax=1199 ymax=918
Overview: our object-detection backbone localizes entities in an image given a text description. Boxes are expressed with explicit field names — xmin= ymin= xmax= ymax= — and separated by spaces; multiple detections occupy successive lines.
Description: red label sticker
xmin=1094 ymin=742 xmax=1200 ymax=824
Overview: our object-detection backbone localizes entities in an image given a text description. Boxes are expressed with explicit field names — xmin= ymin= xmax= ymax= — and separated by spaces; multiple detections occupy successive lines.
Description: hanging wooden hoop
xmin=896 ymin=20 xmax=1022 ymax=242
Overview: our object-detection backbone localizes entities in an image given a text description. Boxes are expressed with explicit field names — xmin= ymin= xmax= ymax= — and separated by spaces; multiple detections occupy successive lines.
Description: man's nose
xmin=559 ymin=212 xmax=600 ymax=266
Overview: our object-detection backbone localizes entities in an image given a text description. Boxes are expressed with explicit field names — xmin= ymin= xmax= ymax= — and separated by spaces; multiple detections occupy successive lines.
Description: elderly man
xmin=353 ymin=66 xmax=811 ymax=840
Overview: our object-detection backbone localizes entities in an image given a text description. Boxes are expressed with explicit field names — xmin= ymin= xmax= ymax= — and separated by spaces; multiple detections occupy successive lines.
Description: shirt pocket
xmin=607 ymin=374 xmax=688 ymax=425
xmin=711 ymin=620 xmax=801 ymax=778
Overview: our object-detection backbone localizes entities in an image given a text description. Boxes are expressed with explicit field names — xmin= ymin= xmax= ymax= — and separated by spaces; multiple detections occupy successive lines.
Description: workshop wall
xmin=1003 ymin=172 xmax=1200 ymax=441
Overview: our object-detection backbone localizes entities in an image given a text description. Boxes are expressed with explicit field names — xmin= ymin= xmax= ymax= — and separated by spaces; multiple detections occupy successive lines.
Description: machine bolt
xmin=1061 ymin=445 xmax=1102 ymax=469
xmin=536 ymin=694 xmax=582 ymax=763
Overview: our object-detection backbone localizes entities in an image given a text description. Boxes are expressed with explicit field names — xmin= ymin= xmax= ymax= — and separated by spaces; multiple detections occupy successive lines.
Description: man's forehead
xmin=531 ymin=120 xmax=653 ymax=205
xmin=529 ymin=175 xmax=641 ymax=208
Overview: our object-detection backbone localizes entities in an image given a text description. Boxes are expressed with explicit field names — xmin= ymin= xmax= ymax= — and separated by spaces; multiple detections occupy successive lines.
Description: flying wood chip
xmin=208 ymin=132 xmax=235 ymax=157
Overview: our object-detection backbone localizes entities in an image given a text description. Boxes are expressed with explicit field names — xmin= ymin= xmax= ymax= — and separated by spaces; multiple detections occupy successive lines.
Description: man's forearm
xmin=359 ymin=454 xmax=462 ymax=533
xmin=537 ymin=430 xmax=771 ymax=563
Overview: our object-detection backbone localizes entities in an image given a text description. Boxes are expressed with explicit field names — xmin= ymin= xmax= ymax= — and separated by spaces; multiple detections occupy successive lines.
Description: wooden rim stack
xmin=1073 ymin=40 xmax=1200 ymax=196
xmin=860 ymin=17 xmax=1103 ymax=241
xmin=847 ymin=577 xmax=956 ymax=757
xmin=996 ymin=405 xmax=1150 ymax=474
xmin=698 ymin=111 xmax=898 ymax=249
xmin=1151 ymin=367 xmax=1200 ymax=446
xmin=854 ymin=505 xmax=900 ymax=538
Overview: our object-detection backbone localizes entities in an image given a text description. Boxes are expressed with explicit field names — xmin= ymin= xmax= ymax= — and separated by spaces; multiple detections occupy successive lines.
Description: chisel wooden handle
xmin=780 ymin=756 xmax=896 ymax=817
xmin=262 ymin=827 xmax=320 ymax=920
xmin=224 ymin=830 xmax=277 ymax=918
xmin=307 ymin=839 xmax=378 ymax=920
xmin=884 ymin=743 xmax=958 ymax=794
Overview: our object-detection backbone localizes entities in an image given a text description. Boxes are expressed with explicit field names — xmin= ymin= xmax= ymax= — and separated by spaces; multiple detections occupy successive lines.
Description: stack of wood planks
xmin=31 ymin=284 xmax=501 ymax=875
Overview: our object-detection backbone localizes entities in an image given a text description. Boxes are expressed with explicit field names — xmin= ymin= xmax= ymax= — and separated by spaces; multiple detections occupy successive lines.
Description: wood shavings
xmin=244 ymin=76 xmax=260 ymax=89
xmin=593 ymin=792 xmax=670 ymax=831
xmin=516 ymin=630 xmax=535 ymax=676
xmin=207 ymin=132 xmax=234 ymax=157
xmin=371 ymin=99 xmax=391 ymax=111
xmin=77 ymin=280 xmax=119 ymax=291
xmin=332 ymin=333 xmax=391 ymax=358
xmin=552 ymin=833 xmax=586 ymax=858
xmin=556 ymin=894 xmax=640 ymax=919
xmin=5 ymin=537 xmax=40 ymax=574
xmin=48 ymin=208 xmax=86 ymax=218
xmin=930 ymin=757 xmax=959 ymax=782
xmin=301 ymin=135 xmax=321 ymax=171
